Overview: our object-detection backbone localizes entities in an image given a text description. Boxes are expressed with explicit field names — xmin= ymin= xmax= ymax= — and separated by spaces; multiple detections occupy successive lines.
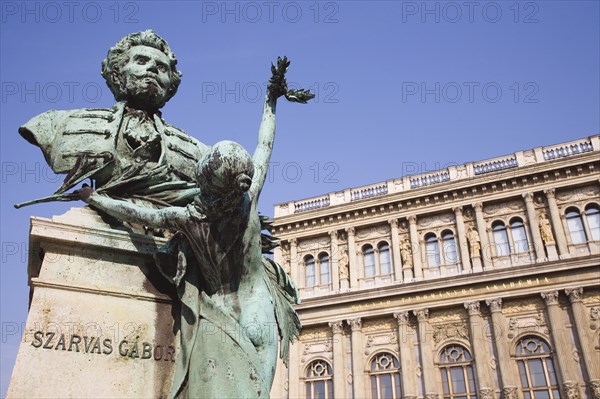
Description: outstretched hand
xmin=268 ymin=56 xmax=315 ymax=104
xmin=73 ymin=184 xmax=94 ymax=203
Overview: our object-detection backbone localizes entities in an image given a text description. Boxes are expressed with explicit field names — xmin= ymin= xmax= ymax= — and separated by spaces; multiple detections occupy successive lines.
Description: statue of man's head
xmin=101 ymin=30 xmax=182 ymax=111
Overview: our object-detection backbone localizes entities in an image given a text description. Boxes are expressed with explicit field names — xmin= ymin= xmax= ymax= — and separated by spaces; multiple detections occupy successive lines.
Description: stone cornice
xmin=273 ymin=159 xmax=599 ymax=240
xmin=275 ymin=136 xmax=599 ymax=219
xmin=293 ymin=256 xmax=599 ymax=326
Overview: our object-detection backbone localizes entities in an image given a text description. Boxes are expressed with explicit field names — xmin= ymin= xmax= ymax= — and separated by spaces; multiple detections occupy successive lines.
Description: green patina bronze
xmin=17 ymin=30 xmax=314 ymax=398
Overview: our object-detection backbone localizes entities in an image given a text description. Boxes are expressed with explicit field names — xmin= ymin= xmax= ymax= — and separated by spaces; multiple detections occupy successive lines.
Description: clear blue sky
xmin=1 ymin=1 xmax=598 ymax=395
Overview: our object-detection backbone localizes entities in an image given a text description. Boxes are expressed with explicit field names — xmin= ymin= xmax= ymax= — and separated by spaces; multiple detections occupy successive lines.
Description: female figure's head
xmin=195 ymin=140 xmax=254 ymax=214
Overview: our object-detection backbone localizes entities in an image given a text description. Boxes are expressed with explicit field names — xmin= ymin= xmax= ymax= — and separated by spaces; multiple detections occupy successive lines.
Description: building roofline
xmin=274 ymin=134 xmax=599 ymax=218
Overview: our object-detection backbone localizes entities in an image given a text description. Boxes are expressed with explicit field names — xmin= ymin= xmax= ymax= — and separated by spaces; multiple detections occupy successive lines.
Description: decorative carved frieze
xmin=429 ymin=308 xmax=467 ymax=323
xmin=300 ymin=326 xmax=331 ymax=341
xmin=425 ymin=394 xmax=440 ymax=399
xmin=479 ymin=388 xmax=495 ymax=399
xmin=433 ymin=323 xmax=469 ymax=344
xmin=484 ymin=200 xmax=524 ymax=216
xmin=507 ymin=313 xmax=548 ymax=339
xmin=417 ymin=212 xmax=454 ymax=228
xmin=354 ymin=225 xmax=390 ymax=241
xmin=362 ymin=318 xmax=395 ymax=332
xmin=298 ymin=236 xmax=330 ymax=251
xmin=590 ymin=307 xmax=600 ymax=330
xmin=555 ymin=185 xmax=599 ymax=202
xmin=503 ymin=298 xmax=543 ymax=314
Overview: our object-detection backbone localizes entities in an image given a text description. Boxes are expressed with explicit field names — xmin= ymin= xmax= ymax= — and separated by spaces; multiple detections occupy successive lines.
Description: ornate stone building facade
xmin=270 ymin=135 xmax=600 ymax=399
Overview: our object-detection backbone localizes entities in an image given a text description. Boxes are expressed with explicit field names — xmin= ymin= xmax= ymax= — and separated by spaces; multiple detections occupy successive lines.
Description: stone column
xmin=290 ymin=238 xmax=299 ymax=287
xmin=347 ymin=227 xmax=358 ymax=288
xmin=394 ymin=311 xmax=417 ymax=399
xmin=473 ymin=202 xmax=492 ymax=270
xmin=329 ymin=321 xmax=346 ymax=399
xmin=389 ymin=218 xmax=403 ymax=282
xmin=374 ymin=246 xmax=381 ymax=277
xmin=329 ymin=231 xmax=340 ymax=291
xmin=348 ymin=318 xmax=366 ymax=399
xmin=485 ymin=299 xmax=521 ymax=399
xmin=408 ymin=215 xmax=424 ymax=279
xmin=565 ymin=288 xmax=600 ymax=396
xmin=288 ymin=340 xmax=300 ymax=399
xmin=414 ymin=309 xmax=439 ymax=399
xmin=545 ymin=189 xmax=569 ymax=258
xmin=464 ymin=301 xmax=495 ymax=397
xmin=523 ymin=193 xmax=545 ymax=261
xmin=454 ymin=206 xmax=472 ymax=272
xmin=541 ymin=291 xmax=582 ymax=398
xmin=271 ymin=354 xmax=286 ymax=398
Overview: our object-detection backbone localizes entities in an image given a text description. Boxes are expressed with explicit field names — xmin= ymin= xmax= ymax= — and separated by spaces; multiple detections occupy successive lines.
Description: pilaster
xmin=414 ymin=309 xmax=439 ymax=398
xmin=454 ymin=206 xmax=472 ymax=272
xmin=389 ymin=218 xmax=403 ymax=282
xmin=523 ymin=192 xmax=545 ymax=261
xmin=329 ymin=320 xmax=346 ymax=399
xmin=464 ymin=301 xmax=495 ymax=395
xmin=473 ymin=202 xmax=492 ymax=270
xmin=348 ymin=317 xmax=366 ymax=399
xmin=347 ymin=228 xmax=358 ymax=288
xmin=485 ymin=298 xmax=522 ymax=398
xmin=565 ymin=287 xmax=600 ymax=395
xmin=394 ymin=311 xmax=416 ymax=397
xmin=408 ymin=215 xmax=424 ymax=279
xmin=541 ymin=291 xmax=582 ymax=398
xmin=329 ymin=231 xmax=340 ymax=292
xmin=544 ymin=188 xmax=569 ymax=258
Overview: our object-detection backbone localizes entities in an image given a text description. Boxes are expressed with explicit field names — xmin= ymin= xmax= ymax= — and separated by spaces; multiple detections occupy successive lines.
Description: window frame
xmin=368 ymin=352 xmax=402 ymax=399
xmin=304 ymin=359 xmax=334 ymax=399
xmin=514 ymin=335 xmax=560 ymax=399
xmin=437 ymin=344 xmax=477 ymax=399
xmin=565 ymin=207 xmax=588 ymax=245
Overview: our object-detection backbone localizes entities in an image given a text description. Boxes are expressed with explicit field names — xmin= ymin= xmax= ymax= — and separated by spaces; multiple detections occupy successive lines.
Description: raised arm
xmin=78 ymin=187 xmax=196 ymax=230
xmin=250 ymin=57 xmax=314 ymax=200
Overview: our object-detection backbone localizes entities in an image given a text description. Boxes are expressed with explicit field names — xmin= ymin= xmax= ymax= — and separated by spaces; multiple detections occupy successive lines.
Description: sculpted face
xmin=120 ymin=45 xmax=172 ymax=111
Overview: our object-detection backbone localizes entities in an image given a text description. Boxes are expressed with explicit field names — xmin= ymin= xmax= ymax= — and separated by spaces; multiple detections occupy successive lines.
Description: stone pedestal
xmin=472 ymin=256 xmax=483 ymax=273
xmin=8 ymin=207 xmax=177 ymax=398
xmin=340 ymin=278 xmax=350 ymax=290
xmin=546 ymin=243 xmax=559 ymax=261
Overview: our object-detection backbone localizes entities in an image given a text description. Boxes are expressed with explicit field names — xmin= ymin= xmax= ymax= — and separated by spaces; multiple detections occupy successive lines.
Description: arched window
xmin=516 ymin=336 xmax=560 ymax=398
xmin=369 ymin=352 xmax=402 ymax=399
xmin=492 ymin=222 xmax=510 ymax=256
xmin=363 ymin=245 xmax=376 ymax=277
xmin=442 ymin=230 xmax=457 ymax=264
xmin=426 ymin=233 xmax=441 ymax=267
xmin=318 ymin=253 xmax=330 ymax=285
xmin=510 ymin=218 xmax=529 ymax=254
xmin=566 ymin=208 xmax=587 ymax=244
xmin=439 ymin=345 xmax=476 ymax=399
xmin=585 ymin=204 xmax=600 ymax=241
xmin=305 ymin=359 xmax=333 ymax=399
xmin=378 ymin=242 xmax=392 ymax=275
xmin=305 ymin=255 xmax=315 ymax=287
